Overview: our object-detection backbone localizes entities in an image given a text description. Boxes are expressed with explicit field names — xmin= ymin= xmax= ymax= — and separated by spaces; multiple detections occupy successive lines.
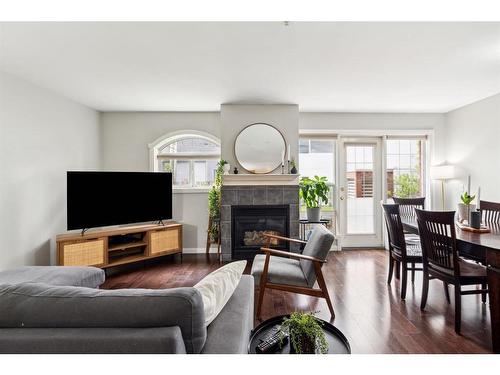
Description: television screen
xmin=67 ymin=171 xmax=172 ymax=230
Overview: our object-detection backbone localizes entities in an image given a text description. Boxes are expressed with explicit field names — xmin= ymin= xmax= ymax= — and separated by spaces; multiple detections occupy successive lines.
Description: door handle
xmin=340 ymin=196 xmax=345 ymax=200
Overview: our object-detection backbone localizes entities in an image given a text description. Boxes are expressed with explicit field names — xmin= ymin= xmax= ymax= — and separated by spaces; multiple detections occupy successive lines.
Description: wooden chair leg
xmin=314 ymin=261 xmax=335 ymax=318
xmin=401 ymin=262 xmax=408 ymax=300
xmin=395 ymin=261 xmax=401 ymax=279
xmin=387 ymin=255 xmax=394 ymax=284
xmin=481 ymin=282 xmax=487 ymax=303
xmin=411 ymin=262 xmax=415 ymax=284
xmin=206 ymin=217 xmax=212 ymax=254
xmin=454 ymin=284 xmax=461 ymax=334
xmin=421 ymin=272 xmax=429 ymax=310
xmin=443 ymin=282 xmax=450 ymax=304
xmin=256 ymin=253 xmax=271 ymax=319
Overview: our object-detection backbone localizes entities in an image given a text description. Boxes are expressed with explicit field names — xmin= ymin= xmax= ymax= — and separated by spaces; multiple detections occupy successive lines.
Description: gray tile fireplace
xmin=220 ymin=185 xmax=300 ymax=261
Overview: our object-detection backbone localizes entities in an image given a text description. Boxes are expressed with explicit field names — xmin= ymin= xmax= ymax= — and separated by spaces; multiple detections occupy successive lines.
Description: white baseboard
xmin=183 ymin=247 xmax=207 ymax=254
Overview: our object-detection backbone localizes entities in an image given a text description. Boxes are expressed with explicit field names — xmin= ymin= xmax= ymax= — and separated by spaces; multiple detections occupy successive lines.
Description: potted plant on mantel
xmin=299 ymin=176 xmax=330 ymax=222
xmin=458 ymin=191 xmax=476 ymax=223
xmin=278 ymin=311 xmax=328 ymax=354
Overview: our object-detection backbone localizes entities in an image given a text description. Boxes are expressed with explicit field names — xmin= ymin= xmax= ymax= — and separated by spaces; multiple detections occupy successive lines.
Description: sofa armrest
xmin=0 ymin=283 xmax=206 ymax=354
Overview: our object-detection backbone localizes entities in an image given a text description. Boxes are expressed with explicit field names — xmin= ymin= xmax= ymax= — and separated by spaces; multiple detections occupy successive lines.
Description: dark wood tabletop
xmin=400 ymin=217 xmax=500 ymax=353
xmin=401 ymin=218 xmax=500 ymax=251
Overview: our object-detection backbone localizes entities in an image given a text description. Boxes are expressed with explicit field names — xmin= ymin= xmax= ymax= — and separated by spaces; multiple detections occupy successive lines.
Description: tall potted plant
xmin=207 ymin=160 xmax=227 ymax=240
xmin=299 ymin=176 xmax=330 ymax=222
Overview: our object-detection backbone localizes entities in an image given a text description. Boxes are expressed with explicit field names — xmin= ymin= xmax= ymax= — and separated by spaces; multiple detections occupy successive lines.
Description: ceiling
xmin=1 ymin=22 xmax=499 ymax=112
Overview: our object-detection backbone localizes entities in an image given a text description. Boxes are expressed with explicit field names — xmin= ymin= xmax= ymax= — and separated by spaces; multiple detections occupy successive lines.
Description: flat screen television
xmin=67 ymin=171 xmax=172 ymax=230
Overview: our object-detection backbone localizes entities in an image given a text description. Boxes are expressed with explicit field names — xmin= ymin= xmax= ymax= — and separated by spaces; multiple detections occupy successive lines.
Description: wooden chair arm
xmin=260 ymin=247 xmax=326 ymax=263
xmin=262 ymin=233 xmax=307 ymax=245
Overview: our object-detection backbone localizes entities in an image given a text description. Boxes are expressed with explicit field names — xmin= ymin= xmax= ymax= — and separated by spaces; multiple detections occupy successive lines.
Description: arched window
xmin=149 ymin=131 xmax=221 ymax=189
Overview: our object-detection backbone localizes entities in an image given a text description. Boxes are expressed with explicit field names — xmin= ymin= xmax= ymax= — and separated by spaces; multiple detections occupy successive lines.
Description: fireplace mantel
xmin=222 ymin=174 xmax=299 ymax=186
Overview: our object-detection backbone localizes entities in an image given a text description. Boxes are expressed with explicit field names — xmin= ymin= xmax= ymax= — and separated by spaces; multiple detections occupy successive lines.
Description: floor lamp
xmin=430 ymin=165 xmax=458 ymax=211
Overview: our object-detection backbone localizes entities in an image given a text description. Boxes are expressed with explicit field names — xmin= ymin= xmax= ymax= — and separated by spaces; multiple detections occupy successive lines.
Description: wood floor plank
xmin=101 ymin=250 xmax=492 ymax=353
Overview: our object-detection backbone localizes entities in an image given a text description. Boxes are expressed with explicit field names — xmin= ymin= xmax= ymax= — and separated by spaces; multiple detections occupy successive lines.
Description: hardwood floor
xmin=101 ymin=250 xmax=492 ymax=353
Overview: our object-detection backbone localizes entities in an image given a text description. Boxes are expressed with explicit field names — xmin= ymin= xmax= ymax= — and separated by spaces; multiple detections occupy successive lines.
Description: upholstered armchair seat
xmin=251 ymin=255 xmax=308 ymax=288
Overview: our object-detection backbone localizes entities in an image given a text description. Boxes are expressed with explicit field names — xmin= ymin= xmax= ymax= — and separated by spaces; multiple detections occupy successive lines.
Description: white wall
xmin=299 ymin=112 xmax=446 ymax=208
xmin=0 ymin=71 xmax=100 ymax=270
xmin=100 ymin=112 xmax=221 ymax=252
xmin=444 ymin=93 xmax=500 ymax=209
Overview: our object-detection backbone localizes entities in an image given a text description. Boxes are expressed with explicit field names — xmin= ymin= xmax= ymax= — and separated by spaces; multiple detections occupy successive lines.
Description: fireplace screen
xmin=232 ymin=205 xmax=289 ymax=260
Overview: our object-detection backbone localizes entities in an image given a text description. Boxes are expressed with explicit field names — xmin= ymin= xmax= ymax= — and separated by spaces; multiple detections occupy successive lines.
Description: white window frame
xmin=148 ymin=130 xmax=221 ymax=193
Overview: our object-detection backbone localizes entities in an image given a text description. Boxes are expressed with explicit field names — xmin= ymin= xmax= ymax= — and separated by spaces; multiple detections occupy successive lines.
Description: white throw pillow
xmin=194 ymin=260 xmax=247 ymax=326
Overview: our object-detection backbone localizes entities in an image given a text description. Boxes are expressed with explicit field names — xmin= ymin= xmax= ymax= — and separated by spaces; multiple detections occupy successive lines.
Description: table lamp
xmin=430 ymin=165 xmax=458 ymax=211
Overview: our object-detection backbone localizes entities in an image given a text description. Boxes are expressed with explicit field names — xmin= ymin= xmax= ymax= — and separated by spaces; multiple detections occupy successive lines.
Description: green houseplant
xmin=207 ymin=159 xmax=227 ymax=240
xmin=458 ymin=191 xmax=476 ymax=223
xmin=279 ymin=311 xmax=328 ymax=354
xmin=290 ymin=158 xmax=297 ymax=174
xmin=299 ymin=176 xmax=330 ymax=222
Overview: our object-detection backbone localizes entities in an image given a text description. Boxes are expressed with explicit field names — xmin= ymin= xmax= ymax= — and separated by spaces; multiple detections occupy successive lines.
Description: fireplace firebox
xmin=231 ymin=205 xmax=289 ymax=260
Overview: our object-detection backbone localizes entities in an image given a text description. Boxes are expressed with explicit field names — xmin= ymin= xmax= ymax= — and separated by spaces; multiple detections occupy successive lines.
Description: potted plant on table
xmin=299 ymin=176 xmax=330 ymax=222
xmin=458 ymin=191 xmax=476 ymax=223
xmin=278 ymin=311 xmax=328 ymax=354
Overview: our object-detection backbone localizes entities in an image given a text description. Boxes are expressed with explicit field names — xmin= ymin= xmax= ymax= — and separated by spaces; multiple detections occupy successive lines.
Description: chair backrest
xmin=415 ymin=209 xmax=459 ymax=276
xmin=300 ymin=225 xmax=335 ymax=287
xmin=480 ymin=200 xmax=500 ymax=223
xmin=392 ymin=197 xmax=425 ymax=221
xmin=382 ymin=204 xmax=407 ymax=257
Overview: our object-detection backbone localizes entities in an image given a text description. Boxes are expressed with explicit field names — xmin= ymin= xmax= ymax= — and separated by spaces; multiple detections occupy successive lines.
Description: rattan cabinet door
xmin=60 ymin=238 xmax=106 ymax=266
xmin=149 ymin=228 xmax=181 ymax=255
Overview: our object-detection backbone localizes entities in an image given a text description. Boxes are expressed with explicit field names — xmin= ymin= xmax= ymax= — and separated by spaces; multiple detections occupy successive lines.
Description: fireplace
xmin=231 ymin=205 xmax=289 ymax=260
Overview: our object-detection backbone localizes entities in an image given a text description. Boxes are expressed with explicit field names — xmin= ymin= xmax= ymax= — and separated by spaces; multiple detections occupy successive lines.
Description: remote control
xmin=256 ymin=326 xmax=289 ymax=353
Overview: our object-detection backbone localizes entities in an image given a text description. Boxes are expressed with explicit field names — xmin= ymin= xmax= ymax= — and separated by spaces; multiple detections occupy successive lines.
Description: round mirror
xmin=234 ymin=123 xmax=286 ymax=174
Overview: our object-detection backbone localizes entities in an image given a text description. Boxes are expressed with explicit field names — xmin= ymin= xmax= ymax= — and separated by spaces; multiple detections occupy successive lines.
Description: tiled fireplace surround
xmin=220 ymin=185 xmax=300 ymax=261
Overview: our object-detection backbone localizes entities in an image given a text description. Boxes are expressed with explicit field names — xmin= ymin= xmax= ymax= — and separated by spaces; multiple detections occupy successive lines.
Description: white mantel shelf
xmin=222 ymin=174 xmax=299 ymax=186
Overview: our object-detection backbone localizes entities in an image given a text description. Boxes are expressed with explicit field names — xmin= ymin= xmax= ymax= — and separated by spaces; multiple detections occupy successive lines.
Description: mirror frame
xmin=234 ymin=122 xmax=286 ymax=174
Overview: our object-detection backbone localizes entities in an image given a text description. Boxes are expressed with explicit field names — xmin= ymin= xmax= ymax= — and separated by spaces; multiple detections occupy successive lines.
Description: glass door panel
xmin=338 ymin=138 xmax=382 ymax=247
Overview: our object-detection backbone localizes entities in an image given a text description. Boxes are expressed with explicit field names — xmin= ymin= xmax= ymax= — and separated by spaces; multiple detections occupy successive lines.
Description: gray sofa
xmin=0 ymin=267 xmax=254 ymax=354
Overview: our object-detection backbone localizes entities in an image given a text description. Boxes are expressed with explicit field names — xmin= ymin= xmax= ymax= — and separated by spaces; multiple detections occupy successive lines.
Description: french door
xmin=338 ymin=138 xmax=383 ymax=248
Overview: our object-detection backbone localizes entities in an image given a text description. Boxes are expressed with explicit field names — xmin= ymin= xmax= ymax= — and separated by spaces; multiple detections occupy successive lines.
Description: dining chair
xmin=415 ymin=209 xmax=488 ymax=333
xmin=480 ymin=200 xmax=500 ymax=223
xmin=392 ymin=197 xmax=425 ymax=221
xmin=383 ymin=203 xmax=425 ymax=299
xmin=250 ymin=225 xmax=335 ymax=319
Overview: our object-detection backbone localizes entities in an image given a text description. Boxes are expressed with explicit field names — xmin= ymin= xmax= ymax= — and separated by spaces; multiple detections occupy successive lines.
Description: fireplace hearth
xmin=232 ymin=205 xmax=289 ymax=260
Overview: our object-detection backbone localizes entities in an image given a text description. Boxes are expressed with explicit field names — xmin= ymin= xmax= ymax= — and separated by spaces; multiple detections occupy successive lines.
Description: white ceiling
xmin=1 ymin=22 xmax=499 ymax=112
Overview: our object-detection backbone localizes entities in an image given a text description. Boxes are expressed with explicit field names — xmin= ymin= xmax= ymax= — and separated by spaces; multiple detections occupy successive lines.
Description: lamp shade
xmin=430 ymin=165 xmax=458 ymax=180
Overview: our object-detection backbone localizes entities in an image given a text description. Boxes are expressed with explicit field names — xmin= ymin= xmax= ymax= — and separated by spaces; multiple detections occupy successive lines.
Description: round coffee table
xmin=248 ymin=315 xmax=351 ymax=354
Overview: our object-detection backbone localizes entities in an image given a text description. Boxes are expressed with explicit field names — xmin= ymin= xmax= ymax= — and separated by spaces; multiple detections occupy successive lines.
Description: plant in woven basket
xmin=279 ymin=311 xmax=328 ymax=354
xmin=207 ymin=159 xmax=227 ymax=240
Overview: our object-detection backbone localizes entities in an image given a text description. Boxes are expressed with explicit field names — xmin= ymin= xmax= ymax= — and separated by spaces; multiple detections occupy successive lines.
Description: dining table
xmin=401 ymin=218 xmax=500 ymax=353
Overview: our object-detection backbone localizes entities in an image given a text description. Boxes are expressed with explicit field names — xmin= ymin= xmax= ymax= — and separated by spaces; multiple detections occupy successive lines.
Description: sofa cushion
xmin=0 ymin=266 xmax=105 ymax=288
xmin=0 ymin=282 xmax=206 ymax=354
xmin=202 ymin=275 xmax=254 ymax=354
xmin=251 ymin=254 xmax=308 ymax=287
xmin=0 ymin=327 xmax=186 ymax=354
xmin=194 ymin=260 xmax=246 ymax=325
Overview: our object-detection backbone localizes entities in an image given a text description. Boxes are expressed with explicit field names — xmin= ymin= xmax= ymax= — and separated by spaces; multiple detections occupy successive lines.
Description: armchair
xmin=250 ymin=225 xmax=335 ymax=319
